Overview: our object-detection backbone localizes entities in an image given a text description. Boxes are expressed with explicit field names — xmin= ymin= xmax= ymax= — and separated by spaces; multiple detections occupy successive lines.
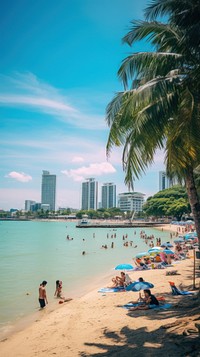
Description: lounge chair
xmin=169 ymin=281 xmax=194 ymax=295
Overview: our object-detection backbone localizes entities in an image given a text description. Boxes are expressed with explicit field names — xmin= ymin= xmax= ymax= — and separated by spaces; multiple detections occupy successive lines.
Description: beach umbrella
xmin=114 ymin=264 xmax=134 ymax=271
xmin=126 ymin=281 xmax=154 ymax=292
xmin=184 ymin=232 xmax=197 ymax=239
xmin=174 ymin=238 xmax=185 ymax=244
xmin=185 ymin=220 xmax=194 ymax=224
xmin=161 ymin=242 xmax=173 ymax=248
xmin=135 ymin=252 xmax=149 ymax=258
xmin=163 ymin=249 xmax=174 ymax=255
xmin=148 ymin=248 xmax=162 ymax=254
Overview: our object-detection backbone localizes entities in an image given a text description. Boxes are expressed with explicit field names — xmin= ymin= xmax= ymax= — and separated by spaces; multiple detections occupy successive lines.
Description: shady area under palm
xmin=106 ymin=0 xmax=200 ymax=248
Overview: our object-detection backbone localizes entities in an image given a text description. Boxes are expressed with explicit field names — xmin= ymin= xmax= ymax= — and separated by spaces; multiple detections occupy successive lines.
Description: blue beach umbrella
xmin=148 ymin=247 xmax=162 ymax=251
xmin=163 ymin=249 xmax=174 ymax=255
xmin=115 ymin=264 xmax=134 ymax=271
xmin=161 ymin=243 xmax=173 ymax=248
xmin=135 ymin=252 xmax=149 ymax=258
xmin=126 ymin=281 xmax=154 ymax=292
xmin=184 ymin=232 xmax=197 ymax=239
xmin=148 ymin=248 xmax=162 ymax=254
xmin=174 ymin=238 xmax=185 ymax=244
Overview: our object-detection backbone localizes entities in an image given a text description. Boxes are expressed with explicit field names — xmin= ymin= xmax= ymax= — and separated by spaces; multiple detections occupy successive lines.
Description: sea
xmin=0 ymin=220 xmax=170 ymax=337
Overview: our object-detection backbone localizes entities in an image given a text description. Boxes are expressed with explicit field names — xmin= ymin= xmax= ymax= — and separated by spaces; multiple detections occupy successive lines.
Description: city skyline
xmin=0 ymin=0 xmax=165 ymax=210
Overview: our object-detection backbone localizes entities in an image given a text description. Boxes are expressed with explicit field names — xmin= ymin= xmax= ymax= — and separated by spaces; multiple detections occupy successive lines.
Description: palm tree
xmin=106 ymin=0 xmax=200 ymax=247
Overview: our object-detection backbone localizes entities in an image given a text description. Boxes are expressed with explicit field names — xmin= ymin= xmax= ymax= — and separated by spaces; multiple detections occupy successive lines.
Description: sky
xmin=0 ymin=0 xmax=165 ymax=211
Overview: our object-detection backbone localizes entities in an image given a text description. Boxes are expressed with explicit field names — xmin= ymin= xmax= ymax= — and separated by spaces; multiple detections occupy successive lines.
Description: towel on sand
xmin=122 ymin=302 xmax=172 ymax=310
xmin=98 ymin=287 xmax=125 ymax=293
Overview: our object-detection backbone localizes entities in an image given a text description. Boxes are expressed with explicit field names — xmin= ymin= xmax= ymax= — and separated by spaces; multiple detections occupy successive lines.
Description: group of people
xmin=108 ymin=274 xmax=159 ymax=311
xmin=128 ymin=289 xmax=159 ymax=311
xmin=38 ymin=280 xmax=72 ymax=309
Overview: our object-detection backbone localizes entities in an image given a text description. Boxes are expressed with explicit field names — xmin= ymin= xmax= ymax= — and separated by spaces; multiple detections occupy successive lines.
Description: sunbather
xmin=135 ymin=258 xmax=148 ymax=269
xmin=128 ymin=289 xmax=159 ymax=311
xmin=109 ymin=271 xmax=126 ymax=288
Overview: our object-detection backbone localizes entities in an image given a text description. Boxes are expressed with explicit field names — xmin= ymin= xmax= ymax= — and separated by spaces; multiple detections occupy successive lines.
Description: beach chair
xmin=169 ymin=281 xmax=194 ymax=295
xmin=124 ymin=274 xmax=132 ymax=286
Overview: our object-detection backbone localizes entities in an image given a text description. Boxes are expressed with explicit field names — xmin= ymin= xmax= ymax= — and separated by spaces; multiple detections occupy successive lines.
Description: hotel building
xmin=81 ymin=178 xmax=98 ymax=211
xmin=118 ymin=192 xmax=145 ymax=212
xmin=101 ymin=183 xmax=116 ymax=209
xmin=41 ymin=170 xmax=56 ymax=211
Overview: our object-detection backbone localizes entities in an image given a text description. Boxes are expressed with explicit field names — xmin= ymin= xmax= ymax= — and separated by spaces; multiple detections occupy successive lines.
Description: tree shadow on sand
xmin=80 ymin=324 xmax=200 ymax=357
xmin=80 ymin=295 xmax=200 ymax=357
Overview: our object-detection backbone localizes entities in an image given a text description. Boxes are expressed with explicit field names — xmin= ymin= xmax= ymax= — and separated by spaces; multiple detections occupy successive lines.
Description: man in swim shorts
xmin=39 ymin=280 xmax=48 ymax=309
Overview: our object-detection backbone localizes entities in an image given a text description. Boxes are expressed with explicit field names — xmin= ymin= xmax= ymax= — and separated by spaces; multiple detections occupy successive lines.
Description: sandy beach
xmin=0 ymin=225 xmax=199 ymax=357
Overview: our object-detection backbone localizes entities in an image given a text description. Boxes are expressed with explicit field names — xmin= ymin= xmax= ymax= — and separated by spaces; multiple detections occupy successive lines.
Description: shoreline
xmin=1 ymin=224 xmax=199 ymax=356
xmin=1 ymin=256 xmax=199 ymax=356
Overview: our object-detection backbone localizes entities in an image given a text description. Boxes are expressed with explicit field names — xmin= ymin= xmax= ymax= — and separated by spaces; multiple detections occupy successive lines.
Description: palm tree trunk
xmin=185 ymin=168 xmax=200 ymax=249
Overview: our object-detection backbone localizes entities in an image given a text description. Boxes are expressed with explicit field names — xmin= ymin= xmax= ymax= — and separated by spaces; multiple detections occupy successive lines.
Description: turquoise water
xmin=0 ymin=220 xmax=170 ymax=334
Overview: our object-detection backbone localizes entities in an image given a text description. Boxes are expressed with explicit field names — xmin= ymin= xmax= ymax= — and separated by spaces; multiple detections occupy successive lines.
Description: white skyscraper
xmin=41 ymin=170 xmax=56 ymax=211
xmin=101 ymin=183 xmax=116 ymax=209
xmin=81 ymin=178 xmax=98 ymax=211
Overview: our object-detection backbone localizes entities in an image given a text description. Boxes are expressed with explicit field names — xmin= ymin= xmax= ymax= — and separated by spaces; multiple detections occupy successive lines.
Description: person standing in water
xmin=39 ymin=280 xmax=48 ymax=309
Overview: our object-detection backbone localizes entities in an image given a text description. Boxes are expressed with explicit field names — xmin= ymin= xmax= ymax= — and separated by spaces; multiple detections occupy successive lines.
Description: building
xmin=118 ymin=192 xmax=145 ymax=212
xmin=101 ymin=183 xmax=116 ymax=209
xmin=81 ymin=178 xmax=98 ymax=211
xmin=30 ymin=202 xmax=41 ymax=212
xmin=25 ymin=200 xmax=36 ymax=211
xmin=41 ymin=170 xmax=56 ymax=211
xmin=159 ymin=171 xmax=173 ymax=191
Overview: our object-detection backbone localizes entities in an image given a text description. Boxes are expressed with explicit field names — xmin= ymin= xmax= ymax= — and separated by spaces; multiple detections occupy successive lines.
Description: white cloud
xmin=61 ymin=162 xmax=116 ymax=182
xmin=0 ymin=72 xmax=106 ymax=130
xmin=6 ymin=171 xmax=32 ymax=183
xmin=71 ymin=156 xmax=85 ymax=163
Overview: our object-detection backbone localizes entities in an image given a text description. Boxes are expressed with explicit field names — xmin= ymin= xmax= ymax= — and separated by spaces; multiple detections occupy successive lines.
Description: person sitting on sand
xmin=54 ymin=280 xmax=72 ymax=303
xmin=110 ymin=271 xmax=126 ymax=288
xmin=54 ymin=280 xmax=63 ymax=298
xmin=129 ymin=289 xmax=159 ymax=311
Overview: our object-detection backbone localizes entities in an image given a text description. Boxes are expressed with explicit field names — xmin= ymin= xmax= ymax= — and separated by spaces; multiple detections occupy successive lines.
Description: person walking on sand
xmin=39 ymin=280 xmax=48 ymax=309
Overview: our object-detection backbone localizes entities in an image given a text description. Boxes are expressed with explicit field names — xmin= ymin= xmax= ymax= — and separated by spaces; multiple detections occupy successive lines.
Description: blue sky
xmin=0 ymin=0 xmax=165 ymax=210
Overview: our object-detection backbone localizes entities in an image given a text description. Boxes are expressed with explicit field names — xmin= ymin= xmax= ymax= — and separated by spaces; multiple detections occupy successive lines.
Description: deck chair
xmin=169 ymin=281 xmax=194 ymax=295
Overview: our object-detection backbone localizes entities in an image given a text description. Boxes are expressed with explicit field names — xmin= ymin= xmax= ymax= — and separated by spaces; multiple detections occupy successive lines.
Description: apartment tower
xmin=41 ymin=170 xmax=56 ymax=211
xmin=81 ymin=178 xmax=98 ymax=210
xmin=101 ymin=183 xmax=116 ymax=209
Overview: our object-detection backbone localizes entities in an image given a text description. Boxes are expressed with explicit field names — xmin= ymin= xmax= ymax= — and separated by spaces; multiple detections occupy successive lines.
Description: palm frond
xmin=118 ymin=52 xmax=183 ymax=89
xmin=122 ymin=20 xmax=181 ymax=50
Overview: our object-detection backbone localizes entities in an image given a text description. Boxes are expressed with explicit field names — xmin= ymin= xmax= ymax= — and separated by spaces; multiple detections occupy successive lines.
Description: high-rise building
xmin=25 ymin=200 xmax=36 ymax=211
xmin=101 ymin=183 xmax=116 ymax=209
xmin=81 ymin=178 xmax=98 ymax=211
xmin=41 ymin=170 xmax=56 ymax=211
xmin=118 ymin=192 xmax=145 ymax=212
xmin=159 ymin=171 xmax=173 ymax=191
